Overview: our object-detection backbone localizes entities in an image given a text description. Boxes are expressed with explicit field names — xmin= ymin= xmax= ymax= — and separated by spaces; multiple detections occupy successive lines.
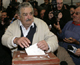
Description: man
xmin=56 ymin=0 xmax=63 ymax=10
xmin=40 ymin=9 xmax=46 ymax=20
xmin=43 ymin=0 xmax=71 ymax=38
xmin=45 ymin=0 xmax=71 ymax=29
xmin=56 ymin=0 xmax=71 ymax=28
xmin=40 ymin=0 xmax=50 ymax=10
xmin=54 ymin=6 xmax=80 ymax=65
xmin=0 ymin=11 xmax=8 ymax=31
xmin=0 ymin=11 xmax=8 ymax=24
xmin=2 ymin=2 xmax=58 ymax=55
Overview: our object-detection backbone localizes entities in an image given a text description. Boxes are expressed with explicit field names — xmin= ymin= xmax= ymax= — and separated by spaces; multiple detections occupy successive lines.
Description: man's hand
xmin=75 ymin=49 xmax=80 ymax=56
xmin=54 ymin=22 xmax=62 ymax=34
xmin=37 ymin=40 xmax=49 ymax=51
xmin=13 ymin=37 xmax=31 ymax=48
xmin=63 ymin=37 xmax=80 ymax=44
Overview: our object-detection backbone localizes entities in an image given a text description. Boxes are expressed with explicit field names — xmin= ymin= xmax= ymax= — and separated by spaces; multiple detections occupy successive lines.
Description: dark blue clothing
xmin=58 ymin=20 xmax=80 ymax=65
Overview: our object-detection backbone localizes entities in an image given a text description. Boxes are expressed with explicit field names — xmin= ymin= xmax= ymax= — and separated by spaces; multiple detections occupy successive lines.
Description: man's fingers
xmin=25 ymin=38 xmax=31 ymax=44
xmin=23 ymin=39 xmax=30 ymax=47
xmin=19 ymin=43 xmax=24 ymax=48
xmin=21 ymin=41 xmax=28 ymax=48
xmin=15 ymin=37 xmax=31 ymax=48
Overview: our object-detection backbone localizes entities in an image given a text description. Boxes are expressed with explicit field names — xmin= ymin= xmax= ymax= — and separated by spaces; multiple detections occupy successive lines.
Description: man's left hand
xmin=37 ymin=40 xmax=49 ymax=51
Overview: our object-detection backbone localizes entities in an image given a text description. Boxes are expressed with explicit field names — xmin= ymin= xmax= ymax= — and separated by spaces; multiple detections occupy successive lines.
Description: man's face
xmin=44 ymin=0 xmax=49 ymax=4
xmin=1 ymin=12 xmax=7 ymax=21
xmin=73 ymin=7 xmax=80 ymax=24
xmin=56 ymin=0 xmax=63 ymax=10
xmin=20 ymin=7 xmax=34 ymax=28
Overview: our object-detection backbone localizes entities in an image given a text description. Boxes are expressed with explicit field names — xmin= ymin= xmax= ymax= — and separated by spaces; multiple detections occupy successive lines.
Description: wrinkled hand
xmin=63 ymin=37 xmax=78 ymax=44
xmin=13 ymin=37 xmax=31 ymax=48
xmin=75 ymin=49 xmax=80 ymax=56
xmin=48 ymin=11 xmax=54 ymax=19
xmin=37 ymin=40 xmax=49 ymax=51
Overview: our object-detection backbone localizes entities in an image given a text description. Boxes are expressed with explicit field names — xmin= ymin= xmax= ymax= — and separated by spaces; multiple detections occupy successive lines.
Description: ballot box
xmin=12 ymin=51 xmax=60 ymax=65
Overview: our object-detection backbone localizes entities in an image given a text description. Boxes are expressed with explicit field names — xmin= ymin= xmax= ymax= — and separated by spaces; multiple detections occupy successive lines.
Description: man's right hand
xmin=13 ymin=37 xmax=31 ymax=48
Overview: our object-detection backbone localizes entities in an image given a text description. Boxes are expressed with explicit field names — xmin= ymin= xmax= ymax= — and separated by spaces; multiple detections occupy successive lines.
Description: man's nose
xmin=27 ymin=14 xmax=31 ymax=19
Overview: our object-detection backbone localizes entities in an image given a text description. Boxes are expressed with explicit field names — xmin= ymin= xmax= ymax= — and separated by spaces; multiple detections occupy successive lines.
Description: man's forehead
xmin=21 ymin=7 xmax=32 ymax=10
xmin=21 ymin=7 xmax=33 ymax=12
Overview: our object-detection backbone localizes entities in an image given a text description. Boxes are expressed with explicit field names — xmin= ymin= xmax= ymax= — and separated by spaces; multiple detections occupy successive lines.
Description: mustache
xmin=26 ymin=19 xmax=32 ymax=22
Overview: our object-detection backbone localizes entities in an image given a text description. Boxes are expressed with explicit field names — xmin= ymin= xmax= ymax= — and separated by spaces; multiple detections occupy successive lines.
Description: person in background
xmin=56 ymin=0 xmax=71 ymax=29
xmin=54 ymin=6 xmax=80 ymax=65
xmin=42 ymin=0 xmax=71 ymax=43
xmin=69 ymin=5 xmax=76 ymax=20
xmin=0 ymin=11 xmax=8 ymax=31
xmin=10 ymin=12 xmax=19 ymax=23
xmin=43 ymin=0 xmax=71 ymax=31
xmin=2 ymin=2 xmax=58 ymax=55
xmin=40 ymin=0 xmax=50 ymax=10
xmin=6 ymin=1 xmax=20 ymax=21
xmin=63 ymin=4 xmax=70 ymax=10
xmin=33 ymin=7 xmax=40 ymax=18
xmin=0 ymin=17 xmax=11 ymax=65
xmin=40 ymin=9 xmax=46 ymax=20
xmin=76 ymin=2 xmax=80 ymax=7
xmin=23 ymin=0 xmax=30 ymax=2
xmin=0 ymin=0 xmax=6 ymax=11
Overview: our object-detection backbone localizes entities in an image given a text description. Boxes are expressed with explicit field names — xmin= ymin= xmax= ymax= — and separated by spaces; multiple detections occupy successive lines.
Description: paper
xmin=25 ymin=43 xmax=45 ymax=55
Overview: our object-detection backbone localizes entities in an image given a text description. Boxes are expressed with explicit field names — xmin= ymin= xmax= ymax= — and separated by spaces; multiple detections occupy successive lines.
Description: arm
xmin=41 ymin=21 xmax=58 ymax=52
xmin=2 ymin=20 xmax=21 ymax=49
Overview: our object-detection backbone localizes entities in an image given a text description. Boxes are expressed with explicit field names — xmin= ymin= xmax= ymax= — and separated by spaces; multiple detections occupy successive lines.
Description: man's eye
xmin=30 ymin=12 xmax=33 ymax=15
xmin=23 ymin=13 xmax=27 ymax=16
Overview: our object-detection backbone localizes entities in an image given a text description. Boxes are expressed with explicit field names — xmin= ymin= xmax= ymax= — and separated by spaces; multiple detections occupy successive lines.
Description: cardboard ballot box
xmin=12 ymin=51 xmax=60 ymax=65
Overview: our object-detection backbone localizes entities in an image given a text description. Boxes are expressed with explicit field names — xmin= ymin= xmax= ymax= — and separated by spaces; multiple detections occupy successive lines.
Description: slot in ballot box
xmin=12 ymin=51 xmax=60 ymax=65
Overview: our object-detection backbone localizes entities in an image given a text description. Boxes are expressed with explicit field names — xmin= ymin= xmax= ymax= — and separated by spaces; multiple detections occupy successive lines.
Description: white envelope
xmin=25 ymin=43 xmax=45 ymax=55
